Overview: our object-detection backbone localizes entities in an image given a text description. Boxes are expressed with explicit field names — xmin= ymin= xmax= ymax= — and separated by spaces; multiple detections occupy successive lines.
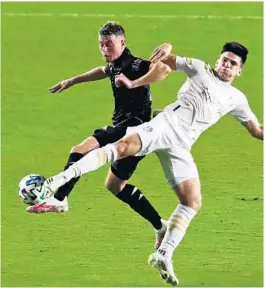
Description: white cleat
xmin=148 ymin=252 xmax=179 ymax=287
xmin=26 ymin=196 xmax=69 ymax=214
xmin=154 ymin=219 xmax=167 ymax=249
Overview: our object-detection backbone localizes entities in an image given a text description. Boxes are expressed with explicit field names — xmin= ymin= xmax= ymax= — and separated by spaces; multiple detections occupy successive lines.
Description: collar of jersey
xmin=112 ymin=48 xmax=132 ymax=67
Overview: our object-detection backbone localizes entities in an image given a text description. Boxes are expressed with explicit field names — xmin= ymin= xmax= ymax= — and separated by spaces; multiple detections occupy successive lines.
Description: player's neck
xmin=110 ymin=47 xmax=129 ymax=65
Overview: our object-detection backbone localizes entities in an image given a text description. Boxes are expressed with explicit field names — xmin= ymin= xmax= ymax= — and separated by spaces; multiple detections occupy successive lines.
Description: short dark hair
xmin=99 ymin=21 xmax=126 ymax=37
xmin=221 ymin=42 xmax=248 ymax=64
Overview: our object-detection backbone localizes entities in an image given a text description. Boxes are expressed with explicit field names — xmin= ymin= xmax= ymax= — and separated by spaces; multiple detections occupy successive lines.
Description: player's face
xmin=99 ymin=35 xmax=126 ymax=63
xmin=215 ymin=52 xmax=242 ymax=83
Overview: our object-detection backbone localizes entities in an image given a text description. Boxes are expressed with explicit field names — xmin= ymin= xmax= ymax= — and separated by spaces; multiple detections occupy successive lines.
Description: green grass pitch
xmin=1 ymin=2 xmax=263 ymax=287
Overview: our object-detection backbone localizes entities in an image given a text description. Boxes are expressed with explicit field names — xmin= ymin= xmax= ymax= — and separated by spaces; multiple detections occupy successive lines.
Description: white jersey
xmin=163 ymin=56 xmax=258 ymax=149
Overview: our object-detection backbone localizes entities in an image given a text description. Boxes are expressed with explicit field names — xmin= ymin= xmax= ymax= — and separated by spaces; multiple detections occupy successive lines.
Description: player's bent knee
xmin=178 ymin=195 xmax=202 ymax=211
xmin=192 ymin=197 xmax=202 ymax=211
xmin=185 ymin=197 xmax=202 ymax=212
xmin=115 ymin=141 xmax=128 ymax=158
xmin=105 ymin=181 xmax=115 ymax=194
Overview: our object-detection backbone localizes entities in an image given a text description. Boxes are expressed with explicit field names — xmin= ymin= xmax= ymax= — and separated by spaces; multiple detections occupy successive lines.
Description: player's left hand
xmin=115 ymin=73 xmax=134 ymax=89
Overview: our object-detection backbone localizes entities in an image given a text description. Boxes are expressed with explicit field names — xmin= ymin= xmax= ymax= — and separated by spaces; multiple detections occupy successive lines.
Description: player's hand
xmin=49 ymin=79 xmax=74 ymax=93
xmin=115 ymin=73 xmax=134 ymax=89
xmin=150 ymin=43 xmax=172 ymax=63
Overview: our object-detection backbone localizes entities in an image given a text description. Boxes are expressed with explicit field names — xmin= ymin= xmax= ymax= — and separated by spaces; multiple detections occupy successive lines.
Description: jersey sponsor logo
xmin=132 ymin=59 xmax=142 ymax=71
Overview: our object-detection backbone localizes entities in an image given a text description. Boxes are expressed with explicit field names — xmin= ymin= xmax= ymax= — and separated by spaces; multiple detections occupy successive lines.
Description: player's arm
xmin=49 ymin=66 xmax=108 ymax=93
xmin=133 ymin=62 xmax=171 ymax=88
xmin=241 ymin=120 xmax=263 ymax=140
xmin=229 ymin=97 xmax=263 ymax=141
xmin=150 ymin=43 xmax=205 ymax=75
xmin=115 ymin=62 xmax=171 ymax=89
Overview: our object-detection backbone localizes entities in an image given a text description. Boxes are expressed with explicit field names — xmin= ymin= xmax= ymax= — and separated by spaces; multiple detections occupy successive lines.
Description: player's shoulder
xmin=230 ymin=85 xmax=248 ymax=103
xmin=132 ymin=56 xmax=150 ymax=64
xmin=179 ymin=56 xmax=210 ymax=73
xmin=177 ymin=56 xmax=205 ymax=66
xmin=130 ymin=56 xmax=150 ymax=72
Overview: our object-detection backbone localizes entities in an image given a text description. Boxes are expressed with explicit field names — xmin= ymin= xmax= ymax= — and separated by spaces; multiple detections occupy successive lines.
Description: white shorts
xmin=126 ymin=112 xmax=199 ymax=187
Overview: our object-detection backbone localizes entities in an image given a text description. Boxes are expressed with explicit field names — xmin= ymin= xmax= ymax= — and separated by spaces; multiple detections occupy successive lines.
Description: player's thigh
xmin=105 ymin=169 xmax=127 ymax=195
xmin=155 ymin=148 xmax=199 ymax=185
xmin=126 ymin=112 xmax=172 ymax=157
xmin=155 ymin=148 xmax=201 ymax=209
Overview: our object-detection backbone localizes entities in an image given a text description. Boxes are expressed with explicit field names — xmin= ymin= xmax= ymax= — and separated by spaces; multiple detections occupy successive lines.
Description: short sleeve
xmin=229 ymin=94 xmax=259 ymax=123
xmin=175 ymin=56 xmax=205 ymax=76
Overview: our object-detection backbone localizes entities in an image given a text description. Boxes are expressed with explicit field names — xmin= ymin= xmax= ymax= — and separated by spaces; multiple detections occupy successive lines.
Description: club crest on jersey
xmin=143 ymin=126 xmax=153 ymax=132
xmin=132 ymin=59 xmax=142 ymax=71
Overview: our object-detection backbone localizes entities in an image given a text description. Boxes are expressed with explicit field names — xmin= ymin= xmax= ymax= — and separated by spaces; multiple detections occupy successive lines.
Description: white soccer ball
xmin=18 ymin=174 xmax=50 ymax=205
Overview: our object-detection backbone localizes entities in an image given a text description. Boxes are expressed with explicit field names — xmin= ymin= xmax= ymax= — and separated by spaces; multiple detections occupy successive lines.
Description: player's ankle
xmin=54 ymin=194 xmax=65 ymax=201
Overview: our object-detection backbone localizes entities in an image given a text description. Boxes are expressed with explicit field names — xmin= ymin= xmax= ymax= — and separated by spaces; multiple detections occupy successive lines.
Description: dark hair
xmin=99 ymin=21 xmax=126 ymax=37
xmin=221 ymin=42 xmax=248 ymax=64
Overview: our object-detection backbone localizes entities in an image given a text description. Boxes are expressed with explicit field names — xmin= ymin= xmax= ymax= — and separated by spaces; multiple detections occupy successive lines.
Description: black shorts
xmin=92 ymin=118 xmax=145 ymax=180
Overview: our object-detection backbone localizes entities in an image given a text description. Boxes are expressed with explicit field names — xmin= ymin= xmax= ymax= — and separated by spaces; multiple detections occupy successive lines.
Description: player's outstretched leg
xmin=27 ymin=133 xmax=142 ymax=214
xmin=26 ymin=143 xmax=118 ymax=213
xmin=27 ymin=136 xmax=102 ymax=213
xmin=27 ymin=152 xmax=84 ymax=213
xmin=26 ymin=169 xmax=77 ymax=213
xmin=53 ymin=152 xmax=84 ymax=201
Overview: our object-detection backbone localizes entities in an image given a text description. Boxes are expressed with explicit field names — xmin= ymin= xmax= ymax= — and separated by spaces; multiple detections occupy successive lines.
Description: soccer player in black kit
xmin=27 ymin=22 xmax=171 ymax=248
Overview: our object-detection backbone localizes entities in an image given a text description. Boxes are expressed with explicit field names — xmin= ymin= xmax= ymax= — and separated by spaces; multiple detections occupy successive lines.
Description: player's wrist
xmin=71 ymin=77 xmax=79 ymax=85
xmin=131 ymin=81 xmax=137 ymax=88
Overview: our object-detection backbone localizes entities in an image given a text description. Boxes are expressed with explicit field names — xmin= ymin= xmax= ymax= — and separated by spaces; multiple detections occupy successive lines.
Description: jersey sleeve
xmin=229 ymin=94 xmax=259 ymax=124
xmin=175 ymin=56 xmax=205 ymax=76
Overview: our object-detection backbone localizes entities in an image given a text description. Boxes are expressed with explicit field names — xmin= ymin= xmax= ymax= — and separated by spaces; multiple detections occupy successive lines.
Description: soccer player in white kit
xmin=36 ymin=42 xmax=263 ymax=286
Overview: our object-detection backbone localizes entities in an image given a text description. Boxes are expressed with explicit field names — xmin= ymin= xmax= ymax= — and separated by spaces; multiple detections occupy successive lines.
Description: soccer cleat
xmin=154 ymin=219 xmax=167 ymax=249
xmin=148 ymin=252 xmax=179 ymax=286
xmin=26 ymin=196 xmax=69 ymax=213
xmin=43 ymin=173 xmax=68 ymax=194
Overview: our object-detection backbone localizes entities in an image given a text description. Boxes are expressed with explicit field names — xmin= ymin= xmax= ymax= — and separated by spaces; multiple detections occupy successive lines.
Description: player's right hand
xmin=49 ymin=79 xmax=74 ymax=93
xmin=115 ymin=73 xmax=134 ymax=89
xmin=150 ymin=43 xmax=173 ymax=63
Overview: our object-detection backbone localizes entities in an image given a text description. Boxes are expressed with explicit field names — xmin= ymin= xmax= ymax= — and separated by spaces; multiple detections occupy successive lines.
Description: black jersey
xmin=104 ymin=48 xmax=152 ymax=127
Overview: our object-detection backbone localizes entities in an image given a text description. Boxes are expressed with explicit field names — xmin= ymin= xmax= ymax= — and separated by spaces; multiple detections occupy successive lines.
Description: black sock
xmin=117 ymin=184 xmax=162 ymax=230
xmin=54 ymin=152 xmax=84 ymax=201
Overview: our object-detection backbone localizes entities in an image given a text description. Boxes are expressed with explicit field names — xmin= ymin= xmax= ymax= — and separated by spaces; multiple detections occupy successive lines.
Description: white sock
xmin=63 ymin=144 xmax=118 ymax=181
xmin=158 ymin=204 xmax=197 ymax=260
